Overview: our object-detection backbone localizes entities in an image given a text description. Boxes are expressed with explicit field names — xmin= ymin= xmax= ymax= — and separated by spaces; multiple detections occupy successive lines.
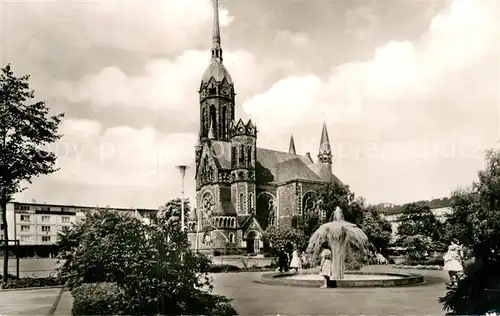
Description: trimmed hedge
xmin=71 ymin=283 xmax=122 ymax=315
xmin=0 ymin=276 xmax=64 ymax=289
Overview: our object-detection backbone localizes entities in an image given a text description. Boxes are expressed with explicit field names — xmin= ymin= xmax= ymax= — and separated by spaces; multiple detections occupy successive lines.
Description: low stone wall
xmin=261 ymin=271 xmax=424 ymax=288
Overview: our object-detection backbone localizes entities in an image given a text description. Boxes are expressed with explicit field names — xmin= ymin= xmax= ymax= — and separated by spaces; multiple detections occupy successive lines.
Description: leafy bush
xmin=56 ymin=207 xmax=235 ymax=315
xmin=402 ymin=235 xmax=433 ymax=261
xmin=71 ymin=283 xmax=122 ymax=316
xmin=0 ymin=276 xmax=63 ymax=289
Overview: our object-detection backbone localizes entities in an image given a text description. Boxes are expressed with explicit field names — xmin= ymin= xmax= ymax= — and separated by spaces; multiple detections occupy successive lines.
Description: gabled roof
xmin=276 ymin=157 xmax=323 ymax=183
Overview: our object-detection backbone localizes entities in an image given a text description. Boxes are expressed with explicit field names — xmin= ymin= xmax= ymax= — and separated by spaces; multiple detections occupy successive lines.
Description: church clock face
xmin=221 ymin=87 xmax=229 ymax=96
xmin=202 ymin=193 xmax=215 ymax=217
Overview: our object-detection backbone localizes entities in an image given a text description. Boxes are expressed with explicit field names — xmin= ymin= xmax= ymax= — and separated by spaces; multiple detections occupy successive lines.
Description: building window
xmin=247 ymin=145 xmax=252 ymax=165
xmin=239 ymin=144 xmax=245 ymax=165
xmin=228 ymin=233 xmax=235 ymax=244
xmin=41 ymin=225 xmax=51 ymax=232
xmin=0 ymin=223 xmax=4 ymax=230
xmin=61 ymin=216 xmax=70 ymax=223
xmin=20 ymin=215 xmax=30 ymax=222
xmin=41 ymin=215 xmax=50 ymax=222
xmin=239 ymin=193 xmax=245 ymax=213
xmin=15 ymin=204 xmax=30 ymax=211
xmin=20 ymin=225 xmax=30 ymax=232
xmin=20 ymin=236 xmax=31 ymax=242
xmin=40 ymin=206 xmax=50 ymax=211
xmin=42 ymin=236 xmax=51 ymax=242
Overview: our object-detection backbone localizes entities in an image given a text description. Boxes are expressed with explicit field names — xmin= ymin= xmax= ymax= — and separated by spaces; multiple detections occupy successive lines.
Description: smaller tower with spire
xmin=317 ymin=122 xmax=333 ymax=180
xmin=288 ymin=135 xmax=296 ymax=155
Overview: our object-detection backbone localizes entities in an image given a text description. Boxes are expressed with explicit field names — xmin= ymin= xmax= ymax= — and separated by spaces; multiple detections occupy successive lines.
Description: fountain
xmin=261 ymin=207 xmax=424 ymax=288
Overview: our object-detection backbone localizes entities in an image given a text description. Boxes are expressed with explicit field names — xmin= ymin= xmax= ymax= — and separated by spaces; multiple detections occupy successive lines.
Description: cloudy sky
xmin=2 ymin=0 xmax=499 ymax=208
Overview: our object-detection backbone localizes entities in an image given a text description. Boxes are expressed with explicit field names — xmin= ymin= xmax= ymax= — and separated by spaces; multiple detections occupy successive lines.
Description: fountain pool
xmin=261 ymin=270 xmax=425 ymax=288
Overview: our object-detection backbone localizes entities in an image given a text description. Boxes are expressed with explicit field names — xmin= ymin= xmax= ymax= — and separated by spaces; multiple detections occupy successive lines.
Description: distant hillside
xmin=374 ymin=197 xmax=452 ymax=216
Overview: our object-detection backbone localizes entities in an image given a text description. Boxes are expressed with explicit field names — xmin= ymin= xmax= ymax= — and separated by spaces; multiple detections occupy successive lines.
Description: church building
xmin=187 ymin=0 xmax=341 ymax=254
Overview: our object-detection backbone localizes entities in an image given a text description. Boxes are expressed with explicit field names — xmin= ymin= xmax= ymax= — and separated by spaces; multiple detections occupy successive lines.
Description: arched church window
xmin=221 ymin=107 xmax=227 ymax=139
xmin=249 ymin=193 xmax=254 ymax=213
xmin=209 ymin=105 xmax=217 ymax=137
xmin=228 ymin=233 xmax=235 ymax=244
xmin=239 ymin=193 xmax=245 ymax=213
xmin=256 ymin=193 xmax=276 ymax=229
xmin=302 ymin=191 xmax=316 ymax=215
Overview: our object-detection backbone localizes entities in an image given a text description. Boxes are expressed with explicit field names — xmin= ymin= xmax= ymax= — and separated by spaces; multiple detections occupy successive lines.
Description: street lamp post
xmin=176 ymin=165 xmax=188 ymax=232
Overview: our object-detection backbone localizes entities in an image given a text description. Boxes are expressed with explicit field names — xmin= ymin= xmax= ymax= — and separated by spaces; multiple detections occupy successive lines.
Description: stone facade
xmin=187 ymin=0 xmax=342 ymax=254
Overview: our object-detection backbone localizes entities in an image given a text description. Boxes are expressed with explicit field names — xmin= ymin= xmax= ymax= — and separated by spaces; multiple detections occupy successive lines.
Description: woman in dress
xmin=443 ymin=241 xmax=464 ymax=288
xmin=319 ymin=242 xmax=332 ymax=288
xmin=289 ymin=248 xmax=301 ymax=272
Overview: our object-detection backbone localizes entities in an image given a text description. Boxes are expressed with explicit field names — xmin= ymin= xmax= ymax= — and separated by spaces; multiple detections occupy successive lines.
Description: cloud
xmin=274 ymin=30 xmax=311 ymax=48
xmin=242 ymin=0 xmax=500 ymax=202
xmin=19 ymin=118 xmax=198 ymax=207
xmin=244 ymin=0 xmax=499 ymax=134
xmin=56 ymin=49 xmax=295 ymax=111
xmin=3 ymin=0 xmax=233 ymax=56
xmin=344 ymin=6 xmax=380 ymax=40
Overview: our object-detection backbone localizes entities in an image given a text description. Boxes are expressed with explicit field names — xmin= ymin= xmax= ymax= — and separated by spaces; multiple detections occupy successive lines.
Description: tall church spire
xmin=318 ymin=122 xmax=332 ymax=164
xmin=288 ymin=135 xmax=296 ymax=154
xmin=211 ymin=0 xmax=223 ymax=63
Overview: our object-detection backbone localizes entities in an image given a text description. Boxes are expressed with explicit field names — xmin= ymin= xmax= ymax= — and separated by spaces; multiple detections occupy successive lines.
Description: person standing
xmin=290 ymin=248 xmax=301 ymax=272
xmin=319 ymin=242 xmax=332 ymax=288
xmin=278 ymin=247 xmax=289 ymax=272
xmin=443 ymin=241 xmax=464 ymax=288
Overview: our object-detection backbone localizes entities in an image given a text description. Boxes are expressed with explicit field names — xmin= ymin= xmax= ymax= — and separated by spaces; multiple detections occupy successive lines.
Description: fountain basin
xmin=261 ymin=270 xmax=424 ymax=288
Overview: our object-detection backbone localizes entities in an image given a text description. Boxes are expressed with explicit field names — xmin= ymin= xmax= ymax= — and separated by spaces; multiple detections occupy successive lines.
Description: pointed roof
xmin=201 ymin=0 xmax=233 ymax=85
xmin=288 ymin=135 xmax=296 ymax=154
xmin=319 ymin=122 xmax=331 ymax=154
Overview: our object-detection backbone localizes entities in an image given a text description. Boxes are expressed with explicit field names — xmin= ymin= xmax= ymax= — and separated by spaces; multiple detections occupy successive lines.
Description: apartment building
xmin=383 ymin=206 xmax=452 ymax=242
xmin=1 ymin=202 xmax=157 ymax=256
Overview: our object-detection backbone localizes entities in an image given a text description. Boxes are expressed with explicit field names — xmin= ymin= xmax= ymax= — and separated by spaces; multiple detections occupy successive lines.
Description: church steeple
xmin=211 ymin=0 xmax=223 ymax=63
xmin=318 ymin=122 xmax=332 ymax=164
xmin=288 ymin=135 xmax=296 ymax=154
xmin=198 ymin=0 xmax=235 ymax=142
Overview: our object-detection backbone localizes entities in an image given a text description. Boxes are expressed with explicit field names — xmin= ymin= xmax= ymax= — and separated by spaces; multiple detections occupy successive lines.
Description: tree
xmin=360 ymin=208 xmax=392 ymax=255
xmin=157 ymin=198 xmax=190 ymax=227
xmin=262 ymin=225 xmax=307 ymax=253
xmin=57 ymin=206 xmax=234 ymax=315
xmin=440 ymin=150 xmax=500 ymax=315
xmin=396 ymin=201 xmax=441 ymax=241
xmin=314 ymin=182 xmax=360 ymax=224
xmin=0 ymin=64 xmax=63 ymax=284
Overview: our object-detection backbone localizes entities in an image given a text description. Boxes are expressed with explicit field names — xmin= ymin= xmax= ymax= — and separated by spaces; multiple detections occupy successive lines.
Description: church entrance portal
xmin=246 ymin=231 xmax=260 ymax=254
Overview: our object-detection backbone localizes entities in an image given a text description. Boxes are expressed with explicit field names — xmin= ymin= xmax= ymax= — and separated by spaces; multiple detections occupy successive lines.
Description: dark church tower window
xmin=221 ymin=107 xmax=227 ymax=139
xmin=210 ymin=105 xmax=216 ymax=137
xmin=239 ymin=144 xmax=245 ymax=165
xmin=239 ymin=193 xmax=245 ymax=213
xmin=247 ymin=145 xmax=252 ymax=165
xmin=231 ymin=146 xmax=236 ymax=168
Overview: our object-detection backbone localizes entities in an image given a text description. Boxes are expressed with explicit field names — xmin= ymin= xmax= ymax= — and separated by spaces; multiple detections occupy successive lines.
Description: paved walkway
xmin=212 ymin=266 xmax=449 ymax=315
xmin=0 ymin=265 xmax=450 ymax=315
xmin=0 ymin=288 xmax=61 ymax=315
